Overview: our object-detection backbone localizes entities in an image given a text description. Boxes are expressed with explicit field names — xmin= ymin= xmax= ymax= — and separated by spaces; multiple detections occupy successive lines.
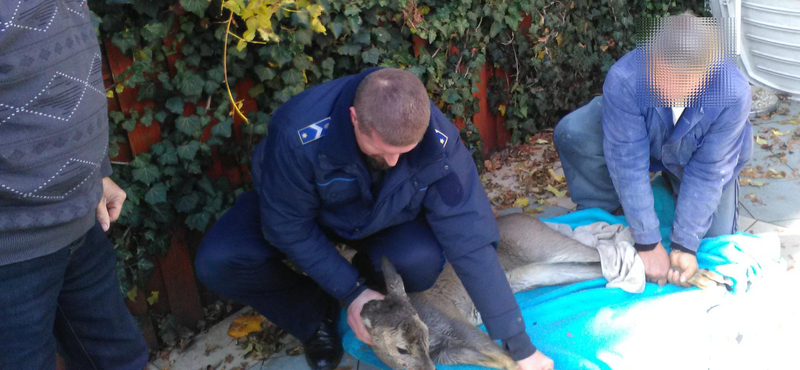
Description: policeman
xmin=195 ymin=68 xmax=553 ymax=370
xmin=554 ymin=12 xmax=752 ymax=287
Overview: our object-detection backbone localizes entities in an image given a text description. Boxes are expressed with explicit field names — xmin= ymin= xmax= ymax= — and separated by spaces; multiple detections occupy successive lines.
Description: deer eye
xmin=397 ymin=347 xmax=409 ymax=355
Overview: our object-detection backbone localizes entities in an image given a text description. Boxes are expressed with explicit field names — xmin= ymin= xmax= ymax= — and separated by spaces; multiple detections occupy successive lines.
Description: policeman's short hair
xmin=354 ymin=68 xmax=430 ymax=147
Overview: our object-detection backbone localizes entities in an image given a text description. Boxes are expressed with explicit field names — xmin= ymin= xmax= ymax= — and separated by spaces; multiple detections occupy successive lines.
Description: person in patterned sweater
xmin=0 ymin=0 xmax=148 ymax=368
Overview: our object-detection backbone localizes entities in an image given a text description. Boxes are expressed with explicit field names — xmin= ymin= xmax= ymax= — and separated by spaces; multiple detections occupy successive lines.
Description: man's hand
xmin=347 ymin=288 xmax=385 ymax=346
xmin=668 ymin=250 xmax=698 ymax=288
xmin=638 ymin=242 xmax=670 ymax=285
xmin=96 ymin=177 xmax=126 ymax=232
xmin=516 ymin=350 xmax=554 ymax=370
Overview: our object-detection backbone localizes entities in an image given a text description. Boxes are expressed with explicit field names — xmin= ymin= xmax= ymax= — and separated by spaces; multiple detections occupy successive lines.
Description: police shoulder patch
xmin=434 ymin=129 xmax=448 ymax=148
xmin=298 ymin=117 xmax=331 ymax=145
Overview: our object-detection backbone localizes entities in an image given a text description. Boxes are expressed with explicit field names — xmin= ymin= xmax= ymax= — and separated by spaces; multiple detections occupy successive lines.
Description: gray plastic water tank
xmin=710 ymin=0 xmax=800 ymax=97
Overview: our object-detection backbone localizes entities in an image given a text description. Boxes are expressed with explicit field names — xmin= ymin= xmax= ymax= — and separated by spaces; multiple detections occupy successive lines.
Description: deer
xmin=359 ymin=212 xmax=728 ymax=370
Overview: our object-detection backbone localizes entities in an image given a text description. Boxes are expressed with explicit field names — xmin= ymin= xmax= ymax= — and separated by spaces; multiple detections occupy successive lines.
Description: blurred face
xmin=350 ymin=107 xmax=418 ymax=170
xmin=651 ymin=58 xmax=709 ymax=106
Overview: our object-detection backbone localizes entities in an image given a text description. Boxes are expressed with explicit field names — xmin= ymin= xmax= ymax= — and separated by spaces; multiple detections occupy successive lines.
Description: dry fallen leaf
xmin=756 ymin=136 xmax=768 ymax=145
xmin=545 ymin=185 xmax=566 ymax=198
xmin=513 ymin=197 xmax=530 ymax=208
xmin=286 ymin=346 xmax=304 ymax=356
xmin=227 ymin=316 xmax=265 ymax=339
xmin=548 ymin=168 xmax=565 ymax=183
xmin=765 ymin=168 xmax=786 ymax=179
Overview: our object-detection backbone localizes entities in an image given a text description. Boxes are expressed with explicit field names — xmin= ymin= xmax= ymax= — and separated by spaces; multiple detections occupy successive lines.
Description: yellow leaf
xmin=127 ymin=286 xmax=138 ymax=302
xmin=545 ymin=185 xmax=566 ymax=198
xmin=548 ymin=169 xmax=565 ymax=183
xmin=419 ymin=5 xmax=430 ymax=15
xmin=236 ymin=39 xmax=247 ymax=51
xmin=147 ymin=291 xmax=159 ymax=305
xmin=243 ymin=28 xmax=256 ymax=42
xmin=307 ymin=4 xmax=324 ymax=18
xmin=772 ymin=129 xmax=789 ymax=136
xmin=755 ymin=136 xmax=767 ymax=145
xmin=228 ymin=315 xmax=265 ymax=339
xmin=513 ymin=197 xmax=530 ymax=208
xmin=556 ymin=34 xmax=563 ymax=46
xmin=537 ymin=50 xmax=545 ymax=60
xmin=498 ymin=104 xmax=506 ymax=116
xmin=115 ymin=84 xmax=124 ymax=94
xmin=106 ymin=90 xmax=114 ymax=98
xmin=302 ymin=70 xmax=308 ymax=84
xmin=310 ymin=17 xmax=327 ymax=34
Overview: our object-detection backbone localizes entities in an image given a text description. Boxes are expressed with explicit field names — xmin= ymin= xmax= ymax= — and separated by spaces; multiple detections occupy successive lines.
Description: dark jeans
xmin=0 ymin=222 xmax=149 ymax=370
xmin=195 ymin=190 xmax=446 ymax=341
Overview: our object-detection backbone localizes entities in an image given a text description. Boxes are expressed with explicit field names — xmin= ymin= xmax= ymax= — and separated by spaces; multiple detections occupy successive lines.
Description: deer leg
xmin=496 ymin=213 xmax=601 ymax=270
xmin=505 ymin=262 xmax=603 ymax=293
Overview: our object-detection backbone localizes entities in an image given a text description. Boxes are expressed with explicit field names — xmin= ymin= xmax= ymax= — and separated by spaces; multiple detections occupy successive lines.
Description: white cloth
xmin=671 ymin=106 xmax=685 ymax=126
xmin=545 ymin=221 xmax=646 ymax=293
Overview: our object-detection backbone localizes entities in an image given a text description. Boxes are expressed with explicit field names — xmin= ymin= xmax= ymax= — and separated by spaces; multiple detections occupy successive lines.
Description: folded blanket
xmin=338 ymin=176 xmax=786 ymax=370
xmin=544 ymin=221 xmax=645 ymax=293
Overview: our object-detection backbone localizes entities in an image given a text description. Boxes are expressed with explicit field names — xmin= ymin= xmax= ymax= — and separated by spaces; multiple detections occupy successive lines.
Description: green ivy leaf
xmin=176 ymin=193 xmax=200 ymax=213
xmin=110 ymin=111 xmax=126 ymax=124
xmin=281 ymin=69 xmax=304 ymax=86
xmin=344 ymin=4 xmax=360 ymax=16
xmin=166 ymin=97 xmax=184 ymax=115
xmin=132 ymin=164 xmax=161 ymax=185
xmin=122 ymin=119 xmax=137 ymax=132
xmin=186 ymin=211 xmax=211 ymax=231
xmin=338 ymin=43 xmax=361 ymax=56
xmin=177 ymin=141 xmax=201 ymax=160
xmin=176 ymin=116 xmax=201 ymax=136
xmin=254 ymin=65 xmax=276 ymax=82
xmin=144 ymin=183 xmax=168 ymax=205
xmin=361 ymin=48 xmax=381 ymax=64
xmin=211 ymin=119 xmax=232 ymax=138
xmin=176 ymin=72 xmax=205 ymax=97
xmin=179 ymin=0 xmax=210 ymax=17
xmin=154 ymin=111 xmax=168 ymax=123
xmin=158 ymin=146 xmax=178 ymax=165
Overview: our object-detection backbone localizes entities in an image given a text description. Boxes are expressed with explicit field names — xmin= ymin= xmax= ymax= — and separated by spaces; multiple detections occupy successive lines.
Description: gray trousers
xmin=553 ymin=96 xmax=739 ymax=238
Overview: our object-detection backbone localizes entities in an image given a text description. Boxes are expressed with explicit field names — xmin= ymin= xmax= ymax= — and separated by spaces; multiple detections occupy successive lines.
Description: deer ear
xmin=380 ymin=256 xmax=407 ymax=298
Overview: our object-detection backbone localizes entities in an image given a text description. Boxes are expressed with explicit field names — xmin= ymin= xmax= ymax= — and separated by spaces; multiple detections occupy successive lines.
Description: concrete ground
xmin=149 ymin=98 xmax=800 ymax=370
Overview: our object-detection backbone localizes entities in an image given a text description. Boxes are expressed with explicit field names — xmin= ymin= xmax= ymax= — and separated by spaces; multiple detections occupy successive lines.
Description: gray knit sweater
xmin=0 ymin=0 xmax=112 ymax=265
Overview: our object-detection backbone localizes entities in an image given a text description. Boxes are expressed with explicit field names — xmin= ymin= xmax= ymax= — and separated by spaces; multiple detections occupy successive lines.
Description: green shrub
xmin=89 ymin=0 xmax=704 ymax=299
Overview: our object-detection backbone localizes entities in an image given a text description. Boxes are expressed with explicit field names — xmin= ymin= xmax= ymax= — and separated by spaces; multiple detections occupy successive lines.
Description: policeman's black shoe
xmin=302 ymin=298 xmax=343 ymax=370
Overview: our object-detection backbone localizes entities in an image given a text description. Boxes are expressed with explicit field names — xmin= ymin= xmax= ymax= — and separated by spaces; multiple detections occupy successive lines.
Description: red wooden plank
xmin=158 ymin=229 xmax=204 ymax=328
xmin=144 ymin=259 xmax=171 ymax=315
xmin=493 ymin=68 xmax=512 ymax=148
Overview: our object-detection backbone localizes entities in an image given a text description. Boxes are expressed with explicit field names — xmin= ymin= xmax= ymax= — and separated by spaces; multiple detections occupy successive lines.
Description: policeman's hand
xmin=638 ymin=242 xmax=670 ymax=286
xmin=347 ymin=288 xmax=385 ymax=346
xmin=517 ymin=350 xmax=555 ymax=370
xmin=96 ymin=177 xmax=126 ymax=232
xmin=668 ymin=250 xmax=698 ymax=288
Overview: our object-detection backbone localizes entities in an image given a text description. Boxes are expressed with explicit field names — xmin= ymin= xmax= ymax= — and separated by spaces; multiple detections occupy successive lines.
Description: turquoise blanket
xmin=337 ymin=177 xmax=785 ymax=370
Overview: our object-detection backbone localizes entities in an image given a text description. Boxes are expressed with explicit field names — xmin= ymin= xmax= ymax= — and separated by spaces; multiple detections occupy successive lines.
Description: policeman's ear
xmin=380 ymin=257 xmax=407 ymax=298
xmin=350 ymin=106 xmax=359 ymax=128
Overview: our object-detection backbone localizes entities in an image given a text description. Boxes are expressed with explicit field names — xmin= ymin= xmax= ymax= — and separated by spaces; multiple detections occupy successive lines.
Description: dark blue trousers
xmin=195 ymin=191 xmax=446 ymax=341
xmin=0 ymin=222 xmax=149 ymax=370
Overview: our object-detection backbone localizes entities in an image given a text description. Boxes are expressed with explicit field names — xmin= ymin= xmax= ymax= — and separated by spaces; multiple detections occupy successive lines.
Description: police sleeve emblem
xmin=434 ymin=129 xmax=448 ymax=148
xmin=298 ymin=117 xmax=331 ymax=145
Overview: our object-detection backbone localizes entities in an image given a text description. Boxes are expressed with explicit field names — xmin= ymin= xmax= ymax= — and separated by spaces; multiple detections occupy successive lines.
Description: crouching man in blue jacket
xmin=555 ymin=12 xmax=752 ymax=287
xmin=195 ymin=68 xmax=553 ymax=370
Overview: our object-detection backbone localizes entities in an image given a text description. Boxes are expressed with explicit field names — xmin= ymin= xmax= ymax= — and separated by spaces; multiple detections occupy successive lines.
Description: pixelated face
xmin=635 ymin=14 xmax=737 ymax=108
